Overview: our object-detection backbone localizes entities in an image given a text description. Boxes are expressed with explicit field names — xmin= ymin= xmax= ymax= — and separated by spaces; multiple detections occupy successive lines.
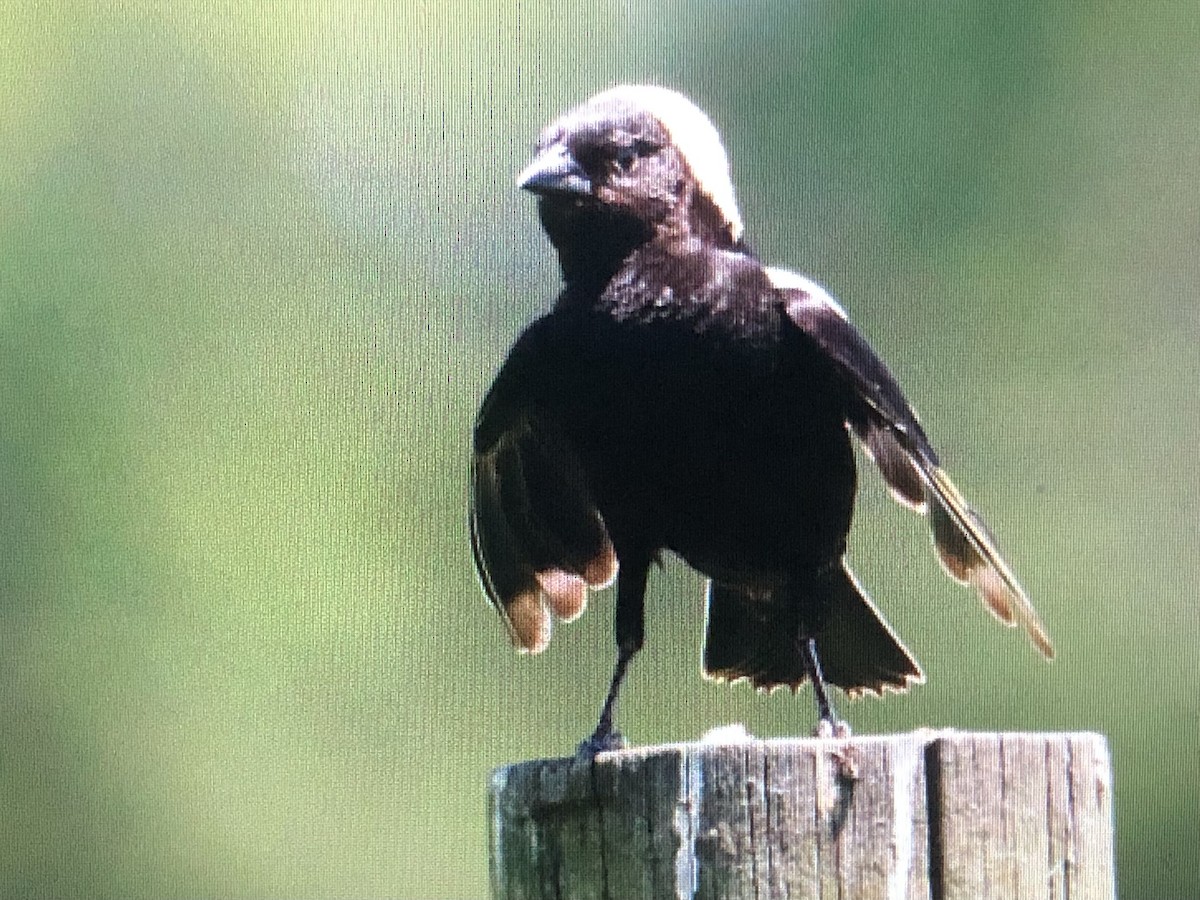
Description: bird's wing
xmin=470 ymin=324 xmax=617 ymax=653
xmin=770 ymin=267 xmax=1053 ymax=659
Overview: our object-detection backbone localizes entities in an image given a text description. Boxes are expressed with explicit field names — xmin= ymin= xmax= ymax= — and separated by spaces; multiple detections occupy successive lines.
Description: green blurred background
xmin=3 ymin=2 xmax=1198 ymax=897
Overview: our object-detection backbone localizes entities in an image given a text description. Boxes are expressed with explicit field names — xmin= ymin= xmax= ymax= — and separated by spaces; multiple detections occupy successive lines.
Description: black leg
xmin=577 ymin=640 xmax=636 ymax=755
xmin=799 ymin=636 xmax=849 ymax=737
xmin=577 ymin=560 xmax=648 ymax=756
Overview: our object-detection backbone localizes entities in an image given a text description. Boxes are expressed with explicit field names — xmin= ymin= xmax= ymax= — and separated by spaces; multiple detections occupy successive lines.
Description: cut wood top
xmin=489 ymin=730 xmax=1115 ymax=900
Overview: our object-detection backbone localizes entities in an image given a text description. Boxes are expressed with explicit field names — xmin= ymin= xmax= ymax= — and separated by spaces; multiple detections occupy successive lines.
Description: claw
xmin=576 ymin=728 xmax=627 ymax=758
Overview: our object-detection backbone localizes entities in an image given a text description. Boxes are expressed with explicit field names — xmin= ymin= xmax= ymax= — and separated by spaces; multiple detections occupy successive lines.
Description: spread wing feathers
xmin=923 ymin=466 xmax=1054 ymax=658
xmin=470 ymin=412 xmax=617 ymax=654
xmin=773 ymin=268 xmax=1053 ymax=659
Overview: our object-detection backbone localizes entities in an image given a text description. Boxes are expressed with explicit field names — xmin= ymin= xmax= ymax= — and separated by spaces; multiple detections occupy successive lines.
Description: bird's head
xmin=518 ymin=85 xmax=745 ymax=282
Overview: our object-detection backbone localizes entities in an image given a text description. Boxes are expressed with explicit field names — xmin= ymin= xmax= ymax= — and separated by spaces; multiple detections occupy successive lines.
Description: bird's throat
xmin=538 ymin=198 xmax=655 ymax=288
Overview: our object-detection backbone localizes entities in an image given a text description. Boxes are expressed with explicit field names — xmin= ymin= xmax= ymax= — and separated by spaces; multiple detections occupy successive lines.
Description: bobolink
xmin=471 ymin=85 xmax=1052 ymax=753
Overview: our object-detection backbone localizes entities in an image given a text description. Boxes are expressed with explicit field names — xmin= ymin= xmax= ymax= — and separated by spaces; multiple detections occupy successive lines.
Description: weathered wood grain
xmin=488 ymin=731 xmax=1114 ymax=900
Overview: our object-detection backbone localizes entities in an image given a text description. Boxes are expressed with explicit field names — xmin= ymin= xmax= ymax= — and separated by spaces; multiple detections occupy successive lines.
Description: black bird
xmin=470 ymin=85 xmax=1052 ymax=753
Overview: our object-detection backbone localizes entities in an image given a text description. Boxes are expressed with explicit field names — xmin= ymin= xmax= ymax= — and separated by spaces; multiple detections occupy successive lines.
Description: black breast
xmin=544 ymin=243 xmax=858 ymax=581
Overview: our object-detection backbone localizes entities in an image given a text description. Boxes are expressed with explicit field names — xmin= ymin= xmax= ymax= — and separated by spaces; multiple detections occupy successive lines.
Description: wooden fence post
xmin=488 ymin=730 xmax=1114 ymax=900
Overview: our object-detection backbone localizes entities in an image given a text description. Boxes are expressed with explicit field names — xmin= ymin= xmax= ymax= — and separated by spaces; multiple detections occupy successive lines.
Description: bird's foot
xmin=813 ymin=717 xmax=852 ymax=740
xmin=814 ymin=717 xmax=857 ymax=781
xmin=575 ymin=726 xmax=627 ymax=758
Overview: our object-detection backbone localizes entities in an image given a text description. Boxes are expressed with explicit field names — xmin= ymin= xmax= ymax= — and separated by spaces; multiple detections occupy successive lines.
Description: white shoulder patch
xmin=591 ymin=84 xmax=744 ymax=241
xmin=765 ymin=266 xmax=849 ymax=319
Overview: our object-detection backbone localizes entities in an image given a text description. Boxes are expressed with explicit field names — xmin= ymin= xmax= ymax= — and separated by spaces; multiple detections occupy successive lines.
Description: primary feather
xmin=771 ymin=266 xmax=1053 ymax=659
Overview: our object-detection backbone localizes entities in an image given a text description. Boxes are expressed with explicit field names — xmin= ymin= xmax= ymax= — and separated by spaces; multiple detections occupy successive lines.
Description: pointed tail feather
xmin=814 ymin=565 xmax=925 ymax=696
xmin=702 ymin=565 xmax=923 ymax=696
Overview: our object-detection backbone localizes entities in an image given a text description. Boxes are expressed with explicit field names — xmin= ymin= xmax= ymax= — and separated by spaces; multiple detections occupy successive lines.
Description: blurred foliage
xmin=2 ymin=2 xmax=1198 ymax=898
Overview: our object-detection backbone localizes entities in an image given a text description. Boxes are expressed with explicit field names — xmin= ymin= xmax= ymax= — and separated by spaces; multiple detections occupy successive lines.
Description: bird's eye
xmin=613 ymin=145 xmax=637 ymax=173
xmin=611 ymin=138 xmax=660 ymax=174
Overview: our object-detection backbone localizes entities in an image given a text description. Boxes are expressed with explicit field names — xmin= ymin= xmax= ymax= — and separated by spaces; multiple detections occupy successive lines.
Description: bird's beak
xmin=516 ymin=142 xmax=592 ymax=197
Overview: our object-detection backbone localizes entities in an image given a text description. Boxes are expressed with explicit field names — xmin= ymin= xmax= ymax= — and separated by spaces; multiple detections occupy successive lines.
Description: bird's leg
xmin=799 ymin=636 xmax=851 ymax=738
xmin=580 ymin=639 xmax=637 ymax=755
xmin=577 ymin=561 xmax=647 ymax=757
